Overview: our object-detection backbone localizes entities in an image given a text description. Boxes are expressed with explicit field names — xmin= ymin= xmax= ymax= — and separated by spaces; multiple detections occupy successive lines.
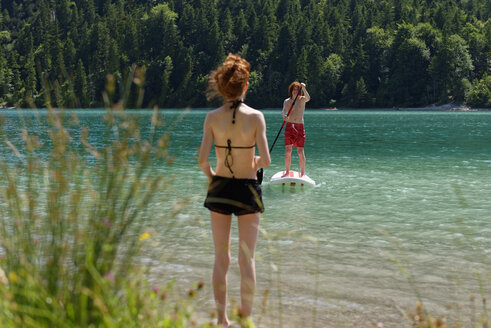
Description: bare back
xmin=199 ymin=103 xmax=270 ymax=180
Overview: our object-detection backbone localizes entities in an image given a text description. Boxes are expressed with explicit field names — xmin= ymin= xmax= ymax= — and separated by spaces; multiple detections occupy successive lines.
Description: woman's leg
xmin=210 ymin=211 xmax=233 ymax=326
xmin=237 ymin=213 xmax=260 ymax=320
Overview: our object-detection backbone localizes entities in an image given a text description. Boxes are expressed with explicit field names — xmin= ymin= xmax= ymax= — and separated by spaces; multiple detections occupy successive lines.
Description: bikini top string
xmin=216 ymin=99 xmax=244 ymax=178
xmin=230 ymin=98 xmax=242 ymax=124
xmin=224 ymin=139 xmax=234 ymax=176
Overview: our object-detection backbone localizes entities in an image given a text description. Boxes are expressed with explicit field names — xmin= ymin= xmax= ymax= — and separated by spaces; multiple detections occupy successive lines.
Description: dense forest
xmin=0 ymin=0 xmax=490 ymax=109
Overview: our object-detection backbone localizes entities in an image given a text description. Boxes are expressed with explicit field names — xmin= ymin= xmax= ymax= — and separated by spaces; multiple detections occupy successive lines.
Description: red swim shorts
xmin=284 ymin=122 xmax=305 ymax=148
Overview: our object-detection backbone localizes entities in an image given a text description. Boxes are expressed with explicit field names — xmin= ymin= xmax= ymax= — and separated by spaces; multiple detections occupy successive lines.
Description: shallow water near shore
xmin=1 ymin=109 xmax=490 ymax=327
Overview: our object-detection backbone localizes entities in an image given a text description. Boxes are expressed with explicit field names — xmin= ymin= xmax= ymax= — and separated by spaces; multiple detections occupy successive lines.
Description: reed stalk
xmin=0 ymin=68 xmax=201 ymax=327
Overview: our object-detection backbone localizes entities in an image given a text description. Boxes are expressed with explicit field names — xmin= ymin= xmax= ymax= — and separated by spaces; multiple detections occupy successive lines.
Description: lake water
xmin=1 ymin=109 xmax=490 ymax=327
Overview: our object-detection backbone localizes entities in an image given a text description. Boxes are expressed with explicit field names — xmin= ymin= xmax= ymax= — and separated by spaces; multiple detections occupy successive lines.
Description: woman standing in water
xmin=198 ymin=53 xmax=270 ymax=327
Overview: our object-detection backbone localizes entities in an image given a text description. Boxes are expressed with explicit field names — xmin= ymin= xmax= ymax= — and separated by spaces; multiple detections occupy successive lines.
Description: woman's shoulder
xmin=241 ymin=104 xmax=264 ymax=117
xmin=206 ymin=106 xmax=225 ymax=118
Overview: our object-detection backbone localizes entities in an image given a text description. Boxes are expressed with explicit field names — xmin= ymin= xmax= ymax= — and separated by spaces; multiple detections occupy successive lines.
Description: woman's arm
xmin=254 ymin=111 xmax=271 ymax=169
xmin=198 ymin=114 xmax=216 ymax=180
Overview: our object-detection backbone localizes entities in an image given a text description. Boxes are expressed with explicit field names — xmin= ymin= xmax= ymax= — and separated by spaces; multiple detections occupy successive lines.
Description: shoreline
xmin=315 ymin=103 xmax=490 ymax=111
xmin=2 ymin=104 xmax=490 ymax=111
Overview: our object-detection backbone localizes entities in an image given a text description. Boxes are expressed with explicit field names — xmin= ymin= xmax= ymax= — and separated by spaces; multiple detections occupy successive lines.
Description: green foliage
xmin=466 ymin=74 xmax=491 ymax=107
xmin=0 ymin=74 xmax=206 ymax=327
xmin=430 ymin=34 xmax=474 ymax=102
xmin=1 ymin=0 xmax=490 ymax=108
xmin=141 ymin=3 xmax=179 ymax=61
xmin=388 ymin=24 xmax=431 ymax=106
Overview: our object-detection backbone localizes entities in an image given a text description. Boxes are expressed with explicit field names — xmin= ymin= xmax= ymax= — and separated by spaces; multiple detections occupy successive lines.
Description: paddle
xmin=257 ymin=83 xmax=303 ymax=184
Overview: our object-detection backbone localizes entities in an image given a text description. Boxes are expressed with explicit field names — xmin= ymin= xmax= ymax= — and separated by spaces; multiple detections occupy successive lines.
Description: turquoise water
xmin=1 ymin=109 xmax=490 ymax=327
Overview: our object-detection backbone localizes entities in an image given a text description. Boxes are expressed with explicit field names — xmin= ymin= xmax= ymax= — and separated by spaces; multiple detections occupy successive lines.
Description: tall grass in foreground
xmin=0 ymin=70 xmax=206 ymax=327
xmin=389 ymin=253 xmax=489 ymax=328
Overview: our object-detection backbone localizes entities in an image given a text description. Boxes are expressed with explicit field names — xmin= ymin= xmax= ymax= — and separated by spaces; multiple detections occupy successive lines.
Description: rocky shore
xmin=320 ymin=103 xmax=490 ymax=111
xmin=398 ymin=102 xmax=475 ymax=111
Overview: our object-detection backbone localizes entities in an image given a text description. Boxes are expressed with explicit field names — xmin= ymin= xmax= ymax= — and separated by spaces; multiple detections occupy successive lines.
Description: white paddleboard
xmin=270 ymin=170 xmax=316 ymax=186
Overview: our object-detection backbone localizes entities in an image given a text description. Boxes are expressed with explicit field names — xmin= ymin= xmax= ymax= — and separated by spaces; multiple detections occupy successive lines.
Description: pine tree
xmin=388 ymin=24 xmax=431 ymax=106
xmin=159 ymin=56 xmax=173 ymax=107
xmin=74 ymin=59 xmax=88 ymax=107
xmin=24 ymin=48 xmax=37 ymax=105
xmin=323 ymin=53 xmax=343 ymax=105
xmin=63 ymin=38 xmax=76 ymax=72
xmin=252 ymin=0 xmax=278 ymax=61
xmin=430 ymin=34 xmax=474 ymax=102
xmin=141 ymin=3 xmax=179 ymax=61
xmin=0 ymin=43 xmax=7 ymax=104
xmin=365 ymin=26 xmax=391 ymax=105
xmin=233 ymin=9 xmax=249 ymax=49
xmin=220 ymin=8 xmax=236 ymax=51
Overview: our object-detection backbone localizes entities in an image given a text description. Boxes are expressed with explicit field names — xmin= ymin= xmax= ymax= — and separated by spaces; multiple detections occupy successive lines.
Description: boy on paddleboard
xmin=282 ymin=81 xmax=310 ymax=177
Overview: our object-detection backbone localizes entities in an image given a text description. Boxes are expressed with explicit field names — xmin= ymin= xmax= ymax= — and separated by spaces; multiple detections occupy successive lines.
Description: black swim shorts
xmin=204 ymin=176 xmax=264 ymax=216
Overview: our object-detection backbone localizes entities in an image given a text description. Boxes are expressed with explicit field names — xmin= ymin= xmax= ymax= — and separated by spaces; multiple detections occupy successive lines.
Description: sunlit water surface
xmin=1 ymin=109 xmax=490 ymax=327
